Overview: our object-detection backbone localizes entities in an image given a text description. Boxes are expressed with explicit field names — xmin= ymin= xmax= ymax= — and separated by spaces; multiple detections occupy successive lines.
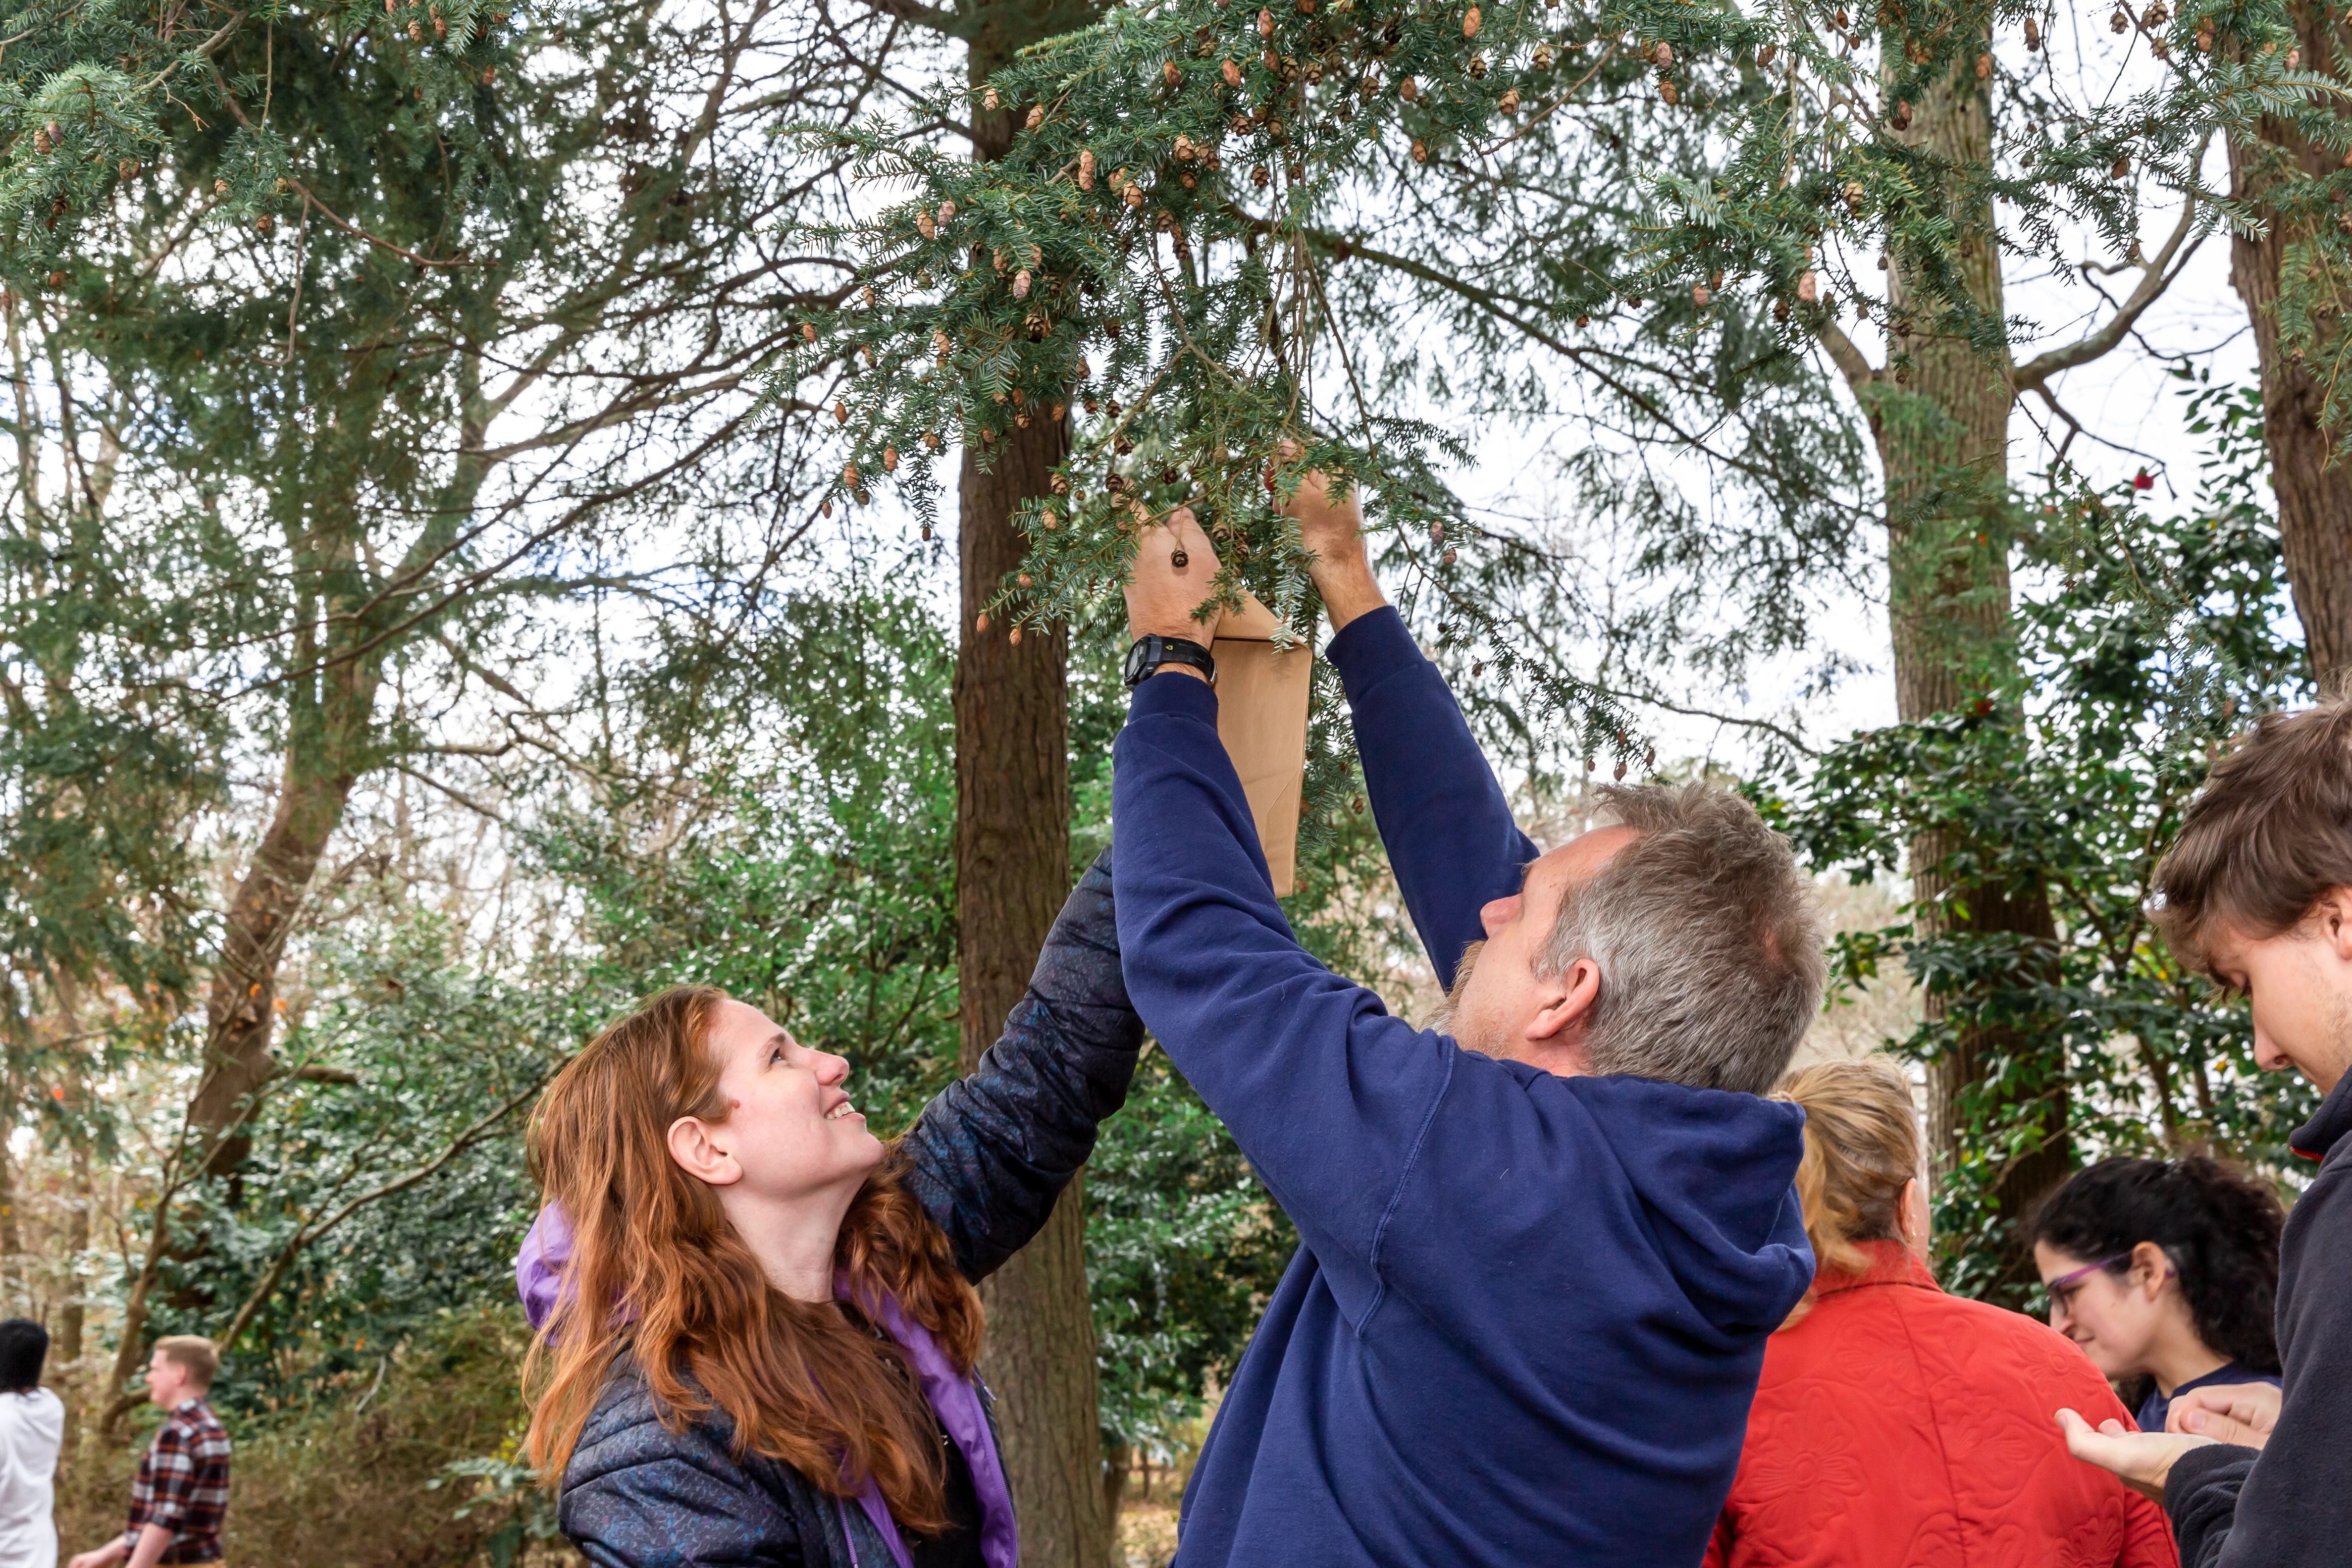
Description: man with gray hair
xmin=1111 ymin=474 xmax=1824 ymax=1567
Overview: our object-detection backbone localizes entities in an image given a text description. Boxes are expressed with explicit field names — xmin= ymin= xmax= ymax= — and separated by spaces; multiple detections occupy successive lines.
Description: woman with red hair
xmin=1706 ymin=1058 xmax=2177 ymax=1568
xmin=517 ymin=854 xmax=1139 ymax=1568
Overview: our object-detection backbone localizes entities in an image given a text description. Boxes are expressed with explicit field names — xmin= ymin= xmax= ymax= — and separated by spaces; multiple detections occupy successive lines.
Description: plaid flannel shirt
xmin=123 ymin=1396 xmax=231 ymax=1565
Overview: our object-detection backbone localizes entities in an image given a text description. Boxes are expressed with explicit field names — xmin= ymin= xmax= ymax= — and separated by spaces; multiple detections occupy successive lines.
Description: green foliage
xmin=7 ymin=0 xmax=891 ymax=1419
xmin=1087 ymin=1052 xmax=1297 ymax=1457
xmin=143 ymin=911 xmax=573 ymax=1409
xmin=431 ymin=1453 xmax=566 ymax=1568
xmin=775 ymin=0 xmax=1898 ymax=750
xmin=770 ymin=0 xmax=2348 ymax=754
xmin=1766 ymin=371 xmax=2321 ymax=1302
xmin=529 ymin=584 xmax=966 ymax=1126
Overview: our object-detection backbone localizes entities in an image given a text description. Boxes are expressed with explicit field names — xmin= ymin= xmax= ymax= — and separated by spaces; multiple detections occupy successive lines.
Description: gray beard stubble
xmin=1432 ymin=938 xmax=1485 ymax=1037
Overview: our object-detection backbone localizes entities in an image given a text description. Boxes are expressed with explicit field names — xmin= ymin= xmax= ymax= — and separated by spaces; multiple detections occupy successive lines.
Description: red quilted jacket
xmin=1706 ymin=1241 xmax=2177 ymax=1568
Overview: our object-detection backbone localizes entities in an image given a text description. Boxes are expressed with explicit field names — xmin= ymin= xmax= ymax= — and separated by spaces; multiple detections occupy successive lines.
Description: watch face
xmin=1123 ymin=636 xmax=1155 ymax=687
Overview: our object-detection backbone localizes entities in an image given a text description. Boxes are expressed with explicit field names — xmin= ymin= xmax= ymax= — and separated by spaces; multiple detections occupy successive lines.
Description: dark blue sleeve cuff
xmin=1323 ymin=606 xmax=1422 ymax=705
xmin=1128 ymin=669 xmax=1220 ymax=725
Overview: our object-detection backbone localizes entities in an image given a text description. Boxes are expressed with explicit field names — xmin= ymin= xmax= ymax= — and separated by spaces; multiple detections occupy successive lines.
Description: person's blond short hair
xmin=153 ymin=1335 xmax=220 ymax=1391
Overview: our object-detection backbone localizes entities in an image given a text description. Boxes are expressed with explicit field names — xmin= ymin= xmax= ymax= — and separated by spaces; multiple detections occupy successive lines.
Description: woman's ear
xmin=666 ymin=1115 xmax=742 ymax=1187
xmin=1897 ymin=1176 xmax=1931 ymax=1258
xmin=2130 ymin=1239 xmax=2171 ymax=1298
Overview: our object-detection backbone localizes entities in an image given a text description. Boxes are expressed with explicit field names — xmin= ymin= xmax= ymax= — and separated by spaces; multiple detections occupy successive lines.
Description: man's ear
xmin=666 ymin=1115 xmax=742 ymax=1187
xmin=1526 ymin=956 xmax=1602 ymax=1046
xmin=2318 ymin=887 xmax=2352 ymax=959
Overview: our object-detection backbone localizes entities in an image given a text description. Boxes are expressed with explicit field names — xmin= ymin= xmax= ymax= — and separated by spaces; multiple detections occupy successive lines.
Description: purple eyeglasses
xmin=2044 ymin=1251 xmax=2160 ymax=1315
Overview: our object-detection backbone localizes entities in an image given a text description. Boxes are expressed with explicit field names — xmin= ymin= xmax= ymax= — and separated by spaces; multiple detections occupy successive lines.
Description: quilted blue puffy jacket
xmin=553 ymin=851 xmax=1143 ymax=1568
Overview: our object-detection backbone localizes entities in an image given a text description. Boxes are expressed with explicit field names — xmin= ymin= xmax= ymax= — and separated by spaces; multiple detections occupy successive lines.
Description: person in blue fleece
xmin=1112 ymin=474 xmax=1824 ymax=1568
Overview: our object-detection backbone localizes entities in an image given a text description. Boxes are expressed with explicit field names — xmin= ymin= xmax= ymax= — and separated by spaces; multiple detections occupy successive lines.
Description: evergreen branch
xmin=1816 ymin=314 xmax=1877 ymax=393
xmin=2011 ymin=163 xmax=2211 ymax=396
xmin=1325 ymin=231 xmax=1813 ymax=496
xmin=212 ymin=1077 xmax=544 ymax=1357
xmin=393 ymin=760 xmax=511 ymax=823
xmin=286 ymin=174 xmax=471 ymax=269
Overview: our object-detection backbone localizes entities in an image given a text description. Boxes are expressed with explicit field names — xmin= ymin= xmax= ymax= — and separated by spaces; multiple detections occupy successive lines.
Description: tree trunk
xmin=186 ymin=591 xmax=380 ymax=1173
xmin=2227 ymin=7 xmax=2352 ymax=694
xmin=0 ymin=1077 xmax=19 ymax=1309
xmin=1879 ymin=43 xmax=2068 ymax=1280
xmin=57 ymin=1141 xmax=89 ymax=1451
xmin=957 ymin=407 xmax=1108 ymax=1568
xmin=953 ymin=71 xmax=1107 ymax=1568
xmin=1102 ymin=1442 xmax=1131 ymax=1540
xmin=186 ymin=745 xmax=365 ymax=1172
xmin=58 ymin=1141 xmax=88 ymax=1370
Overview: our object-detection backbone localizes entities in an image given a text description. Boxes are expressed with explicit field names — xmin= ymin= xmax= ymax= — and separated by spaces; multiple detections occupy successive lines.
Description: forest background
xmin=3 ymin=0 xmax=2347 ymax=1559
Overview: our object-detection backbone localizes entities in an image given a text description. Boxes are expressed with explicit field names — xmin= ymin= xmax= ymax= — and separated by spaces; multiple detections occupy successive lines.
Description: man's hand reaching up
xmin=1125 ymin=508 xmax=1223 ymax=669
xmin=1275 ymin=451 xmax=1387 ymax=633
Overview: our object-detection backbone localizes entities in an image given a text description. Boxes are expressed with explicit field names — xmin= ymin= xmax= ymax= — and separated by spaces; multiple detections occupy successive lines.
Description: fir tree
xmin=779 ymin=0 xmax=2342 ymax=1282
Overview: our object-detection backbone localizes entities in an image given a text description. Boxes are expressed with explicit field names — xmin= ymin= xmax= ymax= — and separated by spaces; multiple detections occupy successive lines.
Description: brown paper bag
xmin=1212 ymin=592 xmax=1313 ymax=896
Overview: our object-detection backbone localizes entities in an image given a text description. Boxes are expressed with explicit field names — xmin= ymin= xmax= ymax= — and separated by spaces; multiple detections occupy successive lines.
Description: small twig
xmin=289 ymin=179 xmax=472 ymax=269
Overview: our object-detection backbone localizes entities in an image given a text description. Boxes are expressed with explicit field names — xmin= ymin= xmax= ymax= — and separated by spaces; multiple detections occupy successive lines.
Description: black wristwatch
xmin=1123 ymin=634 xmax=1217 ymax=689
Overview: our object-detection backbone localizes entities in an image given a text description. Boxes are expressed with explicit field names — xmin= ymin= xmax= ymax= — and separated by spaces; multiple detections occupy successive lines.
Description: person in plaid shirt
xmin=68 ymin=1338 xmax=230 ymax=1568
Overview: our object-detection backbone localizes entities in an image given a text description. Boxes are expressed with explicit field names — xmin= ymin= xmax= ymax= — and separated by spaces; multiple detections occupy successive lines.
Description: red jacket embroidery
xmin=1708 ymin=1240 xmax=2177 ymax=1568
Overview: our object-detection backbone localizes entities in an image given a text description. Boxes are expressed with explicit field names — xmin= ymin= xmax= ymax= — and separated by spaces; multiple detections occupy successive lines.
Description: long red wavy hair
xmin=521 ymin=985 xmax=983 ymax=1530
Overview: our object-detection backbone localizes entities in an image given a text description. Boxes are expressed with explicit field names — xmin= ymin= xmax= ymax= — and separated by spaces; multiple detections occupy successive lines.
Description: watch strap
xmin=1125 ymin=634 xmax=1216 ymax=688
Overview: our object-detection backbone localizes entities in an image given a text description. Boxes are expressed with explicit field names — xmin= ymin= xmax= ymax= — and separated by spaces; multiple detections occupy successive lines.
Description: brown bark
xmin=972 ymin=1185 xmax=1108 ymax=1568
xmin=955 ymin=397 xmax=1110 ymax=1568
xmin=2226 ymin=8 xmax=2352 ymax=693
xmin=56 ymin=1142 xmax=88 ymax=1371
xmin=949 ymin=19 xmax=1111 ymax=1560
xmin=57 ymin=1141 xmax=89 ymax=1452
xmin=0 ymin=1078 xmax=19 ymax=1302
xmin=1102 ymin=1442 xmax=1131 ymax=1538
xmin=1879 ymin=46 xmax=2068 ymax=1274
xmin=188 ymin=492 xmax=391 ymax=1175
xmin=187 ymin=688 xmax=373 ymax=1173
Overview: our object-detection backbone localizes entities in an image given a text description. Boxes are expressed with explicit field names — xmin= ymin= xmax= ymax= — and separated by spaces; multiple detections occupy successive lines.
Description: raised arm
xmin=898 ymin=849 xmax=1145 ymax=1283
xmin=1112 ymin=510 xmax=1482 ymax=1314
xmin=1288 ymin=473 xmax=1534 ymax=988
xmin=1327 ymin=607 xmax=1534 ymax=988
xmin=1115 ymin=513 xmax=1810 ymax=1333
xmin=1112 ymin=652 xmax=1462 ymax=1313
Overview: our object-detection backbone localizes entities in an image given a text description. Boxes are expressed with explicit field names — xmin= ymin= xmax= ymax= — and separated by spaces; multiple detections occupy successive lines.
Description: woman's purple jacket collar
xmin=515 ymin=1203 xmax=1018 ymax=1568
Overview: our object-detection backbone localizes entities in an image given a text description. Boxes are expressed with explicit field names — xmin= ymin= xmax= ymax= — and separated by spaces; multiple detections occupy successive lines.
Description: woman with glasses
xmin=1706 ymin=1059 xmax=2173 ymax=1568
xmin=2030 ymin=1157 xmax=2284 ymax=1435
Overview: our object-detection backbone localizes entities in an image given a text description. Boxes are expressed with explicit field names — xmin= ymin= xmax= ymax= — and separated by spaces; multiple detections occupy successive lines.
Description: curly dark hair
xmin=2029 ymin=1157 xmax=2284 ymax=1376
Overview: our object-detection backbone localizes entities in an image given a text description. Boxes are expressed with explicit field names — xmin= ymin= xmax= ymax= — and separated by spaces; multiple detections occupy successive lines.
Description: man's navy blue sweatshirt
xmin=1112 ymin=607 xmax=1815 ymax=1568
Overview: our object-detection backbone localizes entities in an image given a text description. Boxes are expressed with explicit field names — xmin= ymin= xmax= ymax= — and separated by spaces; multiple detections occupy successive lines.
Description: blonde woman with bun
xmin=1705 ymin=1058 xmax=2177 ymax=1568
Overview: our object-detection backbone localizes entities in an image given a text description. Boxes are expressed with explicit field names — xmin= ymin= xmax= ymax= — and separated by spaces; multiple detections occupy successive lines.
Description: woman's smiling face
xmin=698 ymin=998 xmax=885 ymax=1202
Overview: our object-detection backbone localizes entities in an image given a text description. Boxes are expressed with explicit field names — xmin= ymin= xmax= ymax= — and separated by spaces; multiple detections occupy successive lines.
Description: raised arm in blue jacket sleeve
xmin=1323 ymin=607 xmax=1535 ymax=989
xmin=1111 ymin=673 xmax=1455 ymax=1317
xmin=899 ymin=848 xmax=1144 ymax=1283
